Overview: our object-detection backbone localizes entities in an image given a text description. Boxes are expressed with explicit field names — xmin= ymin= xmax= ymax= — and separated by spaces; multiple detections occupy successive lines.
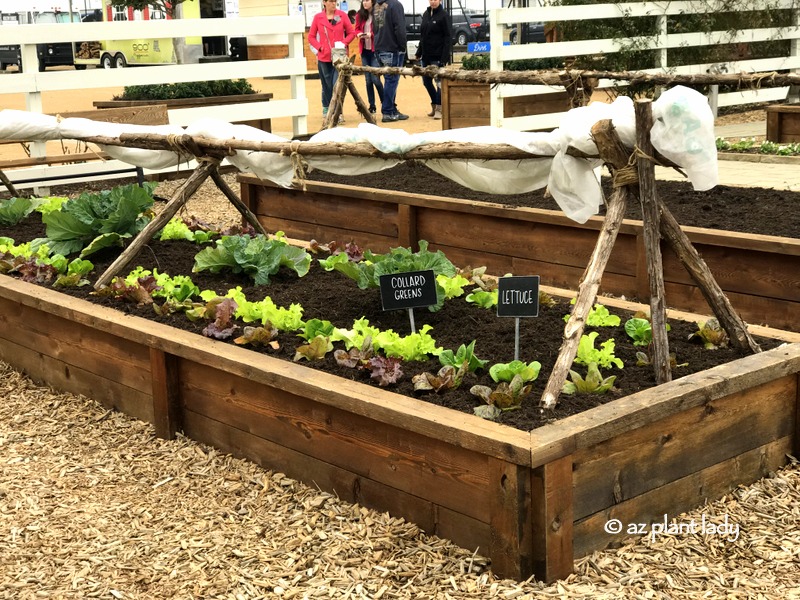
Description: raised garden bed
xmin=766 ymin=104 xmax=800 ymax=143
xmin=239 ymin=174 xmax=800 ymax=332
xmin=93 ymin=93 xmax=274 ymax=133
xmin=1 ymin=271 xmax=798 ymax=582
xmin=441 ymin=79 xmax=571 ymax=130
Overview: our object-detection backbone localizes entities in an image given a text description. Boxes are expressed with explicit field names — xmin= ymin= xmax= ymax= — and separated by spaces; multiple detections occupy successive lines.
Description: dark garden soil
xmin=305 ymin=163 xmax=800 ymax=239
xmin=1 ymin=212 xmax=782 ymax=433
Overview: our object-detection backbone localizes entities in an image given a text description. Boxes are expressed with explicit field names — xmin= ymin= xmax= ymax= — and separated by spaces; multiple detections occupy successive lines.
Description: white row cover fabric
xmin=0 ymin=86 xmax=717 ymax=224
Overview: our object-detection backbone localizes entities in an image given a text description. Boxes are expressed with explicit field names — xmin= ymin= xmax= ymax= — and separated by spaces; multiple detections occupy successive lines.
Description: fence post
xmin=489 ymin=8 xmax=504 ymax=128
xmin=789 ymin=6 xmax=800 ymax=103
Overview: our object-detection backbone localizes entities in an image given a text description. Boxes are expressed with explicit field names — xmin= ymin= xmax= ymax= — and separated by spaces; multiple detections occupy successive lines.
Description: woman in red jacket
xmin=355 ymin=0 xmax=385 ymax=114
xmin=308 ymin=0 xmax=356 ymax=120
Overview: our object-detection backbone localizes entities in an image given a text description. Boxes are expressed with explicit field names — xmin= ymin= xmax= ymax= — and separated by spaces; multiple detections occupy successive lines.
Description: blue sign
xmin=468 ymin=42 xmax=491 ymax=53
xmin=467 ymin=41 xmax=511 ymax=54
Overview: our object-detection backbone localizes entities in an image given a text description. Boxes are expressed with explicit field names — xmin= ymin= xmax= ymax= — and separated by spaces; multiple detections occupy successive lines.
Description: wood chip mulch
xmin=1 ymin=361 xmax=799 ymax=600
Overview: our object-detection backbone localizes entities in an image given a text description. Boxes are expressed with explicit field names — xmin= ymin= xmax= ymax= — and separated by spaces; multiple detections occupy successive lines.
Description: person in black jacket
xmin=415 ymin=0 xmax=451 ymax=120
xmin=374 ymin=0 xmax=409 ymax=122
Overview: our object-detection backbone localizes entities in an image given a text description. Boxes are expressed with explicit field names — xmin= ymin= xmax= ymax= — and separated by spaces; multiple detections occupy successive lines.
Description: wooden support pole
xmin=0 ymin=168 xmax=21 ymax=198
xmin=635 ymin=99 xmax=671 ymax=384
xmin=658 ymin=206 xmax=762 ymax=353
xmin=324 ymin=63 xmax=350 ymax=129
xmin=94 ymin=159 xmax=219 ymax=289
xmin=540 ymin=120 xmax=632 ymax=410
xmin=345 ymin=77 xmax=377 ymax=125
xmin=209 ymin=166 xmax=269 ymax=237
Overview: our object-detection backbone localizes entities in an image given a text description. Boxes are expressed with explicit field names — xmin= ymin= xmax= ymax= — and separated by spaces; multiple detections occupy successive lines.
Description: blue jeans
xmin=377 ymin=51 xmax=405 ymax=116
xmin=318 ymin=60 xmax=339 ymax=110
xmin=361 ymin=49 xmax=384 ymax=110
xmin=420 ymin=58 xmax=441 ymax=105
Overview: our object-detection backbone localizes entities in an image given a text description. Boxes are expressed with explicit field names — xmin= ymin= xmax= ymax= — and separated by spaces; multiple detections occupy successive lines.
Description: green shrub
xmin=115 ymin=79 xmax=256 ymax=101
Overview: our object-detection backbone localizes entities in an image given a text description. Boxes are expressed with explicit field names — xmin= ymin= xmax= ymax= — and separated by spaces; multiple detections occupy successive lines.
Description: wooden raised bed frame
xmin=239 ymin=176 xmax=800 ymax=333
xmin=441 ymin=79 xmax=570 ymax=130
xmin=93 ymin=93 xmax=274 ymax=133
xmin=1 ymin=274 xmax=798 ymax=583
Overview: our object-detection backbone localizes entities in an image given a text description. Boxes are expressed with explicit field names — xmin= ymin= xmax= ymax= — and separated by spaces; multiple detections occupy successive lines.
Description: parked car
xmin=0 ymin=10 xmax=97 ymax=73
xmin=507 ymin=21 xmax=546 ymax=45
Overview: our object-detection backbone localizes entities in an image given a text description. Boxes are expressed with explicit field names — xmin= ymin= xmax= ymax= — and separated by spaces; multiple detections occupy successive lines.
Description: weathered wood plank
xmin=572 ymin=376 xmax=796 ymax=520
xmin=531 ymin=455 xmax=573 ymax=583
xmin=572 ymin=436 xmax=791 ymax=557
xmin=488 ymin=459 xmax=533 ymax=580
xmin=662 ymin=279 xmax=798 ymax=331
xmin=150 ymin=348 xmax=181 ymax=440
xmin=258 ymin=216 xmax=396 ymax=252
xmin=0 ymin=297 xmax=152 ymax=393
xmin=181 ymin=408 xmax=439 ymax=532
xmin=529 ymin=347 xmax=800 ymax=468
xmin=178 ymin=360 xmax=498 ymax=522
xmin=661 ymin=241 xmax=800 ymax=303
xmin=251 ymin=186 xmax=398 ymax=237
xmin=183 ymin=409 xmax=502 ymax=573
xmin=0 ymin=336 xmax=153 ymax=423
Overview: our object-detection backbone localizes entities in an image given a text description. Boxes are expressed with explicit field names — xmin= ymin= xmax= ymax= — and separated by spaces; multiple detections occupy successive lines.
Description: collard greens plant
xmin=32 ymin=183 xmax=156 ymax=257
xmin=319 ymin=240 xmax=456 ymax=311
xmin=194 ymin=233 xmax=311 ymax=285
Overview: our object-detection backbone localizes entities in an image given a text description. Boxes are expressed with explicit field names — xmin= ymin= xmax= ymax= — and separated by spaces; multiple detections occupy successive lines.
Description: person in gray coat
xmin=373 ymin=0 xmax=409 ymax=122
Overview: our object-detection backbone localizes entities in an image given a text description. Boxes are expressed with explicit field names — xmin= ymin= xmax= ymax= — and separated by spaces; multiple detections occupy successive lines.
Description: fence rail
xmin=489 ymin=0 xmax=799 ymax=130
xmin=0 ymin=16 xmax=308 ymax=191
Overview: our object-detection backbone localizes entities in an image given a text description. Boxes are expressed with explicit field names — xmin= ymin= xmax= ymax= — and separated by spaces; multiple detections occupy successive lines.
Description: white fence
xmin=488 ymin=0 xmax=800 ymax=131
xmin=1 ymin=16 xmax=308 ymax=189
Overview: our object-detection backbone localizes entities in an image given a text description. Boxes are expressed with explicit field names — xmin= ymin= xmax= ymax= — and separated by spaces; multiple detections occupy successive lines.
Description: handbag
xmin=324 ymin=23 xmax=349 ymax=64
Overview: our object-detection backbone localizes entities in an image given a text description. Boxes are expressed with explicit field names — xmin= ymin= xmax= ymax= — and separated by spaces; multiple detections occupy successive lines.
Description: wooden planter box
xmin=1 ymin=274 xmax=798 ymax=583
xmin=441 ymin=79 xmax=570 ymax=130
xmin=766 ymin=104 xmax=800 ymax=143
xmin=93 ymin=93 xmax=274 ymax=132
xmin=239 ymin=176 xmax=800 ymax=333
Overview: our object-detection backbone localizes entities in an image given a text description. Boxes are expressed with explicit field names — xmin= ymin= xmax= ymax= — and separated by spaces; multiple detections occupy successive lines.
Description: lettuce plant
xmin=564 ymin=301 xmax=621 ymax=326
xmin=470 ymin=375 xmax=533 ymax=420
xmin=489 ymin=360 xmax=541 ymax=383
xmin=201 ymin=298 xmax=239 ymax=340
xmin=158 ymin=217 xmax=218 ymax=243
xmin=214 ymin=288 xmax=305 ymax=331
xmin=439 ymin=340 xmax=487 ymax=373
xmin=465 ymin=288 xmax=497 ymax=309
xmin=412 ymin=363 xmax=468 ymax=393
xmin=562 ymin=363 xmax=617 ymax=395
xmin=294 ymin=335 xmax=333 ymax=361
xmin=234 ymin=324 xmax=279 ymax=348
xmin=689 ymin=318 xmax=729 ymax=349
xmin=574 ymin=332 xmax=624 ymax=369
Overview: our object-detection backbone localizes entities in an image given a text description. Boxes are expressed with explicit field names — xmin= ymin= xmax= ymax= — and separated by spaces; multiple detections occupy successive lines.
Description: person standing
xmin=415 ymin=0 xmax=451 ymax=120
xmin=355 ymin=0 xmax=385 ymax=114
xmin=373 ymin=0 xmax=408 ymax=122
xmin=308 ymin=0 xmax=356 ymax=121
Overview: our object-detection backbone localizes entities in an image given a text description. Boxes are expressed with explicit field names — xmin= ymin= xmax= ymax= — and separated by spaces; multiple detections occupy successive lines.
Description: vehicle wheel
xmin=74 ymin=64 xmax=86 ymax=70
xmin=101 ymin=54 xmax=114 ymax=69
xmin=509 ymin=30 xmax=518 ymax=44
xmin=456 ymin=31 xmax=468 ymax=46
xmin=114 ymin=54 xmax=127 ymax=69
